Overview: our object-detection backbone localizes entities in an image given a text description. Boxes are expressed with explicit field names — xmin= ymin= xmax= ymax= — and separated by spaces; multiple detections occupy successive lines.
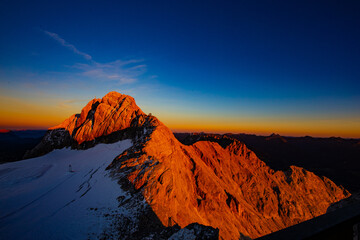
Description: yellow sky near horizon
xmin=1 ymin=94 xmax=359 ymax=138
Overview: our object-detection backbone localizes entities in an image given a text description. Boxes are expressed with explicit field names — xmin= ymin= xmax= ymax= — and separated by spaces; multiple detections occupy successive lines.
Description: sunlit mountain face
xmin=1 ymin=92 xmax=351 ymax=239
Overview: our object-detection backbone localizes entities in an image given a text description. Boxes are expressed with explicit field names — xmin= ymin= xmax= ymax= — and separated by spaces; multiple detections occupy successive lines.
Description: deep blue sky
xmin=0 ymin=0 xmax=359 ymax=137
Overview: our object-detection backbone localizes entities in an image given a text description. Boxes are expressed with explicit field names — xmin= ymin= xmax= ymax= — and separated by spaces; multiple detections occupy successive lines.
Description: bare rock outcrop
xmin=24 ymin=91 xmax=157 ymax=158
xmin=110 ymin=124 xmax=349 ymax=239
xmin=49 ymin=91 xmax=147 ymax=144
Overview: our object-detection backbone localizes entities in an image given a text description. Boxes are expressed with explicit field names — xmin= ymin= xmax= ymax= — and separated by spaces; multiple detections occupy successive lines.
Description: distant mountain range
xmin=175 ymin=132 xmax=360 ymax=193
xmin=0 ymin=129 xmax=47 ymax=163
xmin=0 ymin=92 xmax=357 ymax=239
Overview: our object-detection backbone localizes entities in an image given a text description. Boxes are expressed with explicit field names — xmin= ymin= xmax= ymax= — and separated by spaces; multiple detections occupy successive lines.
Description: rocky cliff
xmin=29 ymin=91 xmax=350 ymax=239
xmin=24 ymin=92 xmax=157 ymax=158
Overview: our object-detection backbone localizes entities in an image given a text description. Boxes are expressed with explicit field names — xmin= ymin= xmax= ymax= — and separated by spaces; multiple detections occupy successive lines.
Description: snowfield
xmin=0 ymin=140 xmax=133 ymax=240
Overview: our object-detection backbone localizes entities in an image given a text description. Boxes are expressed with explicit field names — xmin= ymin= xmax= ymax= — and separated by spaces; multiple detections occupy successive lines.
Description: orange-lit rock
xmin=50 ymin=91 xmax=146 ymax=144
xmin=47 ymin=91 xmax=350 ymax=240
xmin=112 ymin=124 xmax=349 ymax=239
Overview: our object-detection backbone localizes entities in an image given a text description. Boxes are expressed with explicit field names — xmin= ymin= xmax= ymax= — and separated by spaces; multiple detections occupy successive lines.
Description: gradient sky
xmin=0 ymin=0 xmax=359 ymax=137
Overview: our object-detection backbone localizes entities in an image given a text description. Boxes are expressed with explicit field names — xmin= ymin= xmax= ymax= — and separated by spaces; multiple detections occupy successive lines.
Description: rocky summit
xmin=49 ymin=92 xmax=146 ymax=144
xmin=27 ymin=91 xmax=350 ymax=239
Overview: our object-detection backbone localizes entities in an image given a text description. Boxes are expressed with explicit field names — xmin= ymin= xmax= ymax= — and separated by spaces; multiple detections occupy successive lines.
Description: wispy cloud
xmin=44 ymin=31 xmax=92 ymax=60
xmin=73 ymin=59 xmax=146 ymax=84
xmin=43 ymin=30 xmax=147 ymax=84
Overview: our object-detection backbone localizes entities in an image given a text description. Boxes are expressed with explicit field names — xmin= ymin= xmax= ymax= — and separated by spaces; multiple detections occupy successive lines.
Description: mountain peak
xmin=266 ymin=133 xmax=288 ymax=143
xmin=49 ymin=91 xmax=146 ymax=144
xmin=102 ymin=90 xmax=132 ymax=101
xmin=25 ymin=91 xmax=160 ymax=158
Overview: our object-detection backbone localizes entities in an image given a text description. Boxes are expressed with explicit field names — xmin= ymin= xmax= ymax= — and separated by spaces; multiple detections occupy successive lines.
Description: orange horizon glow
xmin=1 ymin=1 xmax=360 ymax=143
xmin=1 ymin=120 xmax=359 ymax=139
xmin=160 ymin=115 xmax=360 ymax=139
xmin=1 ymin=92 xmax=359 ymax=139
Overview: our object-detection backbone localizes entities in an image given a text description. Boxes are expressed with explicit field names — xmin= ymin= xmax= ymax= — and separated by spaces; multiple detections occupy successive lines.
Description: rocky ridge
xmin=29 ymin=91 xmax=350 ymax=239
xmin=24 ymin=92 xmax=157 ymax=158
xmin=102 ymin=165 xmax=219 ymax=240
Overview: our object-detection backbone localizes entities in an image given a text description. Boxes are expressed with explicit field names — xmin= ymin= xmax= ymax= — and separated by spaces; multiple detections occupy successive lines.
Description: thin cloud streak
xmin=73 ymin=60 xmax=146 ymax=84
xmin=44 ymin=30 xmax=92 ymax=60
xmin=43 ymin=30 xmax=147 ymax=84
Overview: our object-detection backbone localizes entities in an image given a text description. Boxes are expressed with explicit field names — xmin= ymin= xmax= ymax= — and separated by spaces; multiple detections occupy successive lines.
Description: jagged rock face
xmin=33 ymin=91 xmax=350 ymax=239
xmin=24 ymin=92 xmax=159 ymax=158
xmin=50 ymin=91 xmax=147 ymax=144
xmin=111 ymin=125 xmax=349 ymax=239
xmin=106 ymin=167 xmax=219 ymax=240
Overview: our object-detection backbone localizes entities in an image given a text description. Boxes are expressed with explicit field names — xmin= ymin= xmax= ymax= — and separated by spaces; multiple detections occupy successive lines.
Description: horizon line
xmin=1 ymin=127 xmax=359 ymax=140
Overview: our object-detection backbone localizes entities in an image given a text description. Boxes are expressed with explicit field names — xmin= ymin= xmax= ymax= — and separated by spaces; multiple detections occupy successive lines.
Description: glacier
xmin=0 ymin=140 xmax=132 ymax=240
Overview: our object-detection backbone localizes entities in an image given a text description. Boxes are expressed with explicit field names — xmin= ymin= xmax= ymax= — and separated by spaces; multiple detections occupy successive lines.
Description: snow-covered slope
xmin=0 ymin=140 xmax=132 ymax=240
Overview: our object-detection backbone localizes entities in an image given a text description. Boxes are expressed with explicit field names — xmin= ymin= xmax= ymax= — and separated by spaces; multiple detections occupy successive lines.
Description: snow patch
xmin=0 ymin=140 xmax=132 ymax=240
